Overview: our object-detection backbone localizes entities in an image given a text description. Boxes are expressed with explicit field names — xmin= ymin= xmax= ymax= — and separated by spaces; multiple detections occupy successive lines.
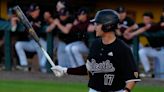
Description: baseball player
xmin=115 ymin=6 xmax=138 ymax=46
xmin=125 ymin=12 xmax=164 ymax=77
xmin=15 ymin=4 xmax=47 ymax=72
xmin=65 ymin=7 xmax=90 ymax=68
xmin=51 ymin=9 xmax=141 ymax=92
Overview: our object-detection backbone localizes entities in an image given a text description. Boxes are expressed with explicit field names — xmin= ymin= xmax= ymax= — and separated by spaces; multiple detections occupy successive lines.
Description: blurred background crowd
xmin=0 ymin=0 xmax=164 ymax=79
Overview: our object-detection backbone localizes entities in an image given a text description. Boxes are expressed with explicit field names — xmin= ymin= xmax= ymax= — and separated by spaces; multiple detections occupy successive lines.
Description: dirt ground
xmin=0 ymin=70 xmax=88 ymax=83
xmin=0 ymin=70 xmax=164 ymax=87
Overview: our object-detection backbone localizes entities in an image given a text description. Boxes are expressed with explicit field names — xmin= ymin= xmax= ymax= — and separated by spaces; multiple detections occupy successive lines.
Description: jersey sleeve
xmin=67 ymin=65 xmax=88 ymax=75
xmin=121 ymin=47 xmax=141 ymax=83
xmin=67 ymin=17 xmax=74 ymax=24
xmin=127 ymin=17 xmax=135 ymax=26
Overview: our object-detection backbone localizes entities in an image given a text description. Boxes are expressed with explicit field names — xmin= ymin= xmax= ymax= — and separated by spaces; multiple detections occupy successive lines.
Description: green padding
xmin=142 ymin=30 xmax=164 ymax=37
xmin=0 ymin=20 xmax=11 ymax=31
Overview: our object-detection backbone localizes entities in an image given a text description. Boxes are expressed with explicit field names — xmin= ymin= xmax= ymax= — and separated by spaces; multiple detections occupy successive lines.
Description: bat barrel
xmin=13 ymin=6 xmax=32 ymax=28
xmin=13 ymin=5 xmax=40 ymax=42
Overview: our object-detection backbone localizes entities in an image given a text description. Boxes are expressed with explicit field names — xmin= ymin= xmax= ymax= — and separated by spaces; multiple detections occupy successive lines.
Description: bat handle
xmin=41 ymin=47 xmax=56 ymax=67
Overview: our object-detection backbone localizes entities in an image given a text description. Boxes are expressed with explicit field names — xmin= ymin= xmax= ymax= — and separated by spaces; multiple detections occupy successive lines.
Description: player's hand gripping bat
xmin=13 ymin=5 xmax=56 ymax=67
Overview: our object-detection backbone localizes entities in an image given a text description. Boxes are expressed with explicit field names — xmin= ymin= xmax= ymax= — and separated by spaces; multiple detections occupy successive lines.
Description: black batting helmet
xmin=91 ymin=9 xmax=119 ymax=32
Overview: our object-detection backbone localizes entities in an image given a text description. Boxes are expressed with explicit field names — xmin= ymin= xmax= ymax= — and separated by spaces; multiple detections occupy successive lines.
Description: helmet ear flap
xmin=102 ymin=24 xmax=117 ymax=32
xmin=102 ymin=24 xmax=118 ymax=32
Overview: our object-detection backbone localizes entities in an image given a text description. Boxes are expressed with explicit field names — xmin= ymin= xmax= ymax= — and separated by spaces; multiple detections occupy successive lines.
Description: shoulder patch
xmin=134 ymin=72 xmax=139 ymax=78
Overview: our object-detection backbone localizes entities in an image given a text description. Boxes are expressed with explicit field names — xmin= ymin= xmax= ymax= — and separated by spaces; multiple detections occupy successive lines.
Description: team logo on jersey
xmin=123 ymin=21 xmax=128 ymax=25
xmin=134 ymin=72 xmax=139 ymax=78
xmin=87 ymin=59 xmax=115 ymax=75
xmin=108 ymin=52 xmax=113 ymax=56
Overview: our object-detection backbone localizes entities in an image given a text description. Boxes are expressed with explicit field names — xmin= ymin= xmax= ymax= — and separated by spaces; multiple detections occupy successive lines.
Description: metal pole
xmin=132 ymin=36 xmax=139 ymax=66
xmin=46 ymin=32 xmax=53 ymax=72
xmin=4 ymin=30 xmax=11 ymax=70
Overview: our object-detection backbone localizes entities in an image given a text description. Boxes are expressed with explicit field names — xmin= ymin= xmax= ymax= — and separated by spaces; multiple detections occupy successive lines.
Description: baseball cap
xmin=28 ymin=4 xmax=40 ymax=12
xmin=143 ymin=11 xmax=154 ymax=19
xmin=8 ymin=8 xmax=16 ymax=15
xmin=77 ymin=7 xmax=89 ymax=15
xmin=58 ymin=8 xmax=70 ymax=16
xmin=115 ymin=6 xmax=126 ymax=13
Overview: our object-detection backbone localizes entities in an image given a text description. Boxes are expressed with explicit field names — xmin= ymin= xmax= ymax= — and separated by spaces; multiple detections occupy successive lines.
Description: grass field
xmin=0 ymin=80 xmax=164 ymax=92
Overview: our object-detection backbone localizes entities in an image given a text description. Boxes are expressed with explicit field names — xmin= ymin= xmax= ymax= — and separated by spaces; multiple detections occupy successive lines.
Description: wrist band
xmin=124 ymin=87 xmax=131 ymax=92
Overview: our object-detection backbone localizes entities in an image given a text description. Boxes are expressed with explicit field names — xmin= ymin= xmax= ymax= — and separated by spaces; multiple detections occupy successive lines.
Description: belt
xmin=89 ymin=88 xmax=124 ymax=92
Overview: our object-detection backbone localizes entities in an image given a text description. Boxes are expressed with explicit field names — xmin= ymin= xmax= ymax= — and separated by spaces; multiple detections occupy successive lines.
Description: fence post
xmin=46 ymin=32 xmax=53 ymax=72
xmin=4 ymin=30 xmax=12 ymax=70
xmin=132 ymin=36 xmax=139 ymax=66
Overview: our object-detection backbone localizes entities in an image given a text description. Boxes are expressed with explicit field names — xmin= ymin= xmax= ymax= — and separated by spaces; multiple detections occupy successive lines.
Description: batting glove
xmin=51 ymin=66 xmax=67 ymax=77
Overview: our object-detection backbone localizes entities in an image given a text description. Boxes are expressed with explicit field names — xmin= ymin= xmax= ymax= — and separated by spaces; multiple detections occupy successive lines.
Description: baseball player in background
xmin=15 ymin=4 xmax=47 ymax=72
xmin=115 ymin=6 xmax=138 ymax=46
xmin=51 ymin=9 xmax=141 ymax=92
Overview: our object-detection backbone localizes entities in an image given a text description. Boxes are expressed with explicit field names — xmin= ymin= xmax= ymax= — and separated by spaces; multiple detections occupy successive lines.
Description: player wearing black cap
xmin=65 ymin=7 xmax=90 ymax=68
xmin=15 ymin=4 xmax=47 ymax=72
xmin=115 ymin=6 xmax=138 ymax=46
xmin=125 ymin=11 xmax=164 ymax=77
xmin=51 ymin=9 xmax=141 ymax=92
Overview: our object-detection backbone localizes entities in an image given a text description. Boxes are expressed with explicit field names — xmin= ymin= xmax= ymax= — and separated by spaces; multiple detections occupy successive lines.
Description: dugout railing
xmin=0 ymin=20 xmax=53 ymax=72
xmin=2 ymin=20 xmax=164 ymax=77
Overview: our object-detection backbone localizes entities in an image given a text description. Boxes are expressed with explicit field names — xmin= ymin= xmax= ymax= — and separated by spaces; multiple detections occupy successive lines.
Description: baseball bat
xmin=13 ymin=5 xmax=56 ymax=67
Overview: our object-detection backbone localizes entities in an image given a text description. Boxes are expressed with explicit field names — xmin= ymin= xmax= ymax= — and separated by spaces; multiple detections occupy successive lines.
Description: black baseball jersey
xmin=87 ymin=38 xmax=140 ymax=91
xmin=138 ymin=23 xmax=164 ymax=48
xmin=55 ymin=17 xmax=74 ymax=44
xmin=27 ymin=15 xmax=41 ymax=31
xmin=160 ymin=16 xmax=164 ymax=23
xmin=69 ymin=20 xmax=90 ymax=45
xmin=118 ymin=16 xmax=135 ymax=45
xmin=21 ymin=15 xmax=41 ymax=41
